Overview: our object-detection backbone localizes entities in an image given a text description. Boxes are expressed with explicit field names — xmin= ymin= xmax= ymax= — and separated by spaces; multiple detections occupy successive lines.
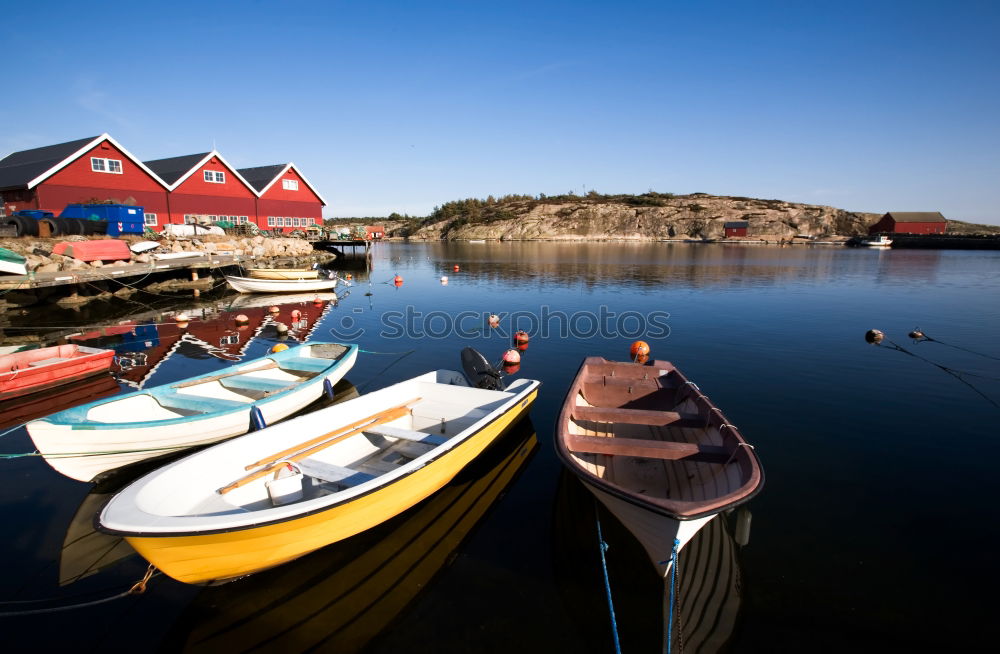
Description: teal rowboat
xmin=0 ymin=246 xmax=27 ymax=275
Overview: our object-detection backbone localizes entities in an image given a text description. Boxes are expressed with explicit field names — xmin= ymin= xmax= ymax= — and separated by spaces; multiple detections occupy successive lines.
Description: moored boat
xmin=224 ymin=274 xmax=339 ymax=294
xmin=0 ymin=344 xmax=115 ymax=401
xmin=27 ymin=342 xmax=358 ymax=482
xmin=247 ymin=268 xmax=319 ymax=280
xmin=861 ymin=235 xmax=893 ymax=247
xmin=0 ymin=246 xmax=27 ymax=275
xmin=98 ymin=358 xmax=540 ymax=584
xmin=555 ymin=356 xmax=762 ymax=576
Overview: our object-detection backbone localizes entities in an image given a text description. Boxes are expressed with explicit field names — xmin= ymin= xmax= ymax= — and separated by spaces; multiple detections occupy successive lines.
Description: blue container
xmin=13 ymin=210 xmax=54 ymax=220
xmin=59 ymin=204 xmax=145 ymax=236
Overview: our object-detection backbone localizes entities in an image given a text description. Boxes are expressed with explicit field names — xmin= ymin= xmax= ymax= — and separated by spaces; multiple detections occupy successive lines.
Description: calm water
xmin=1 ymin=242 xmax=998 ymax=652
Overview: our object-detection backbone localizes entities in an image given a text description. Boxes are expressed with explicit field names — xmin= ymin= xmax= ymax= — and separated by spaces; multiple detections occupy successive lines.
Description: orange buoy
xmin=271 ymin=343 xmax=289 ymax=353
xmin=269 ymin=306 xmax=280 ymax=315
xmin=346 ymin=273 xmax=353 ymax=280
xmin=488 ymin=314 xmax=500 ymax=328
xmin=502 ymin=360 xmax=521 ymax=375
xmin=502 ymin=348 xmax=521 ymax=364
xmin=630 ymin=340 xmax=650 ymax=361
xmin=634 ymin=353 xmax=649 ymax=364
xmin=290 ymin=309 xmax=302 ymax=320
xmin=234 ymin=314 xmax=250 ymax=325
xmin=175 ymin=313 xmax=190 ymax=329
xmin=313 ymin=297 xmax=323 ymax=305
xmin=514 ymin=330 xmax=529 ymax=351
xmin=453 ymin=265 xmax=460 ymax=272
xmin=393 ymin=274 xmax=404 ymax=286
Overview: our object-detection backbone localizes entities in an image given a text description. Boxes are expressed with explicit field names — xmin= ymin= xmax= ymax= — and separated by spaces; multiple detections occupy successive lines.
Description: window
xmin=203 ymin=170 xmax=225 ymax=183
xmin=184 ymin=214 xmax=197 ymax=224
xmin=91 ymin=157 xmax=123 ymax=174
xmin=144 ymin=212 xmax=158 ymax=226
xmin=293 ymin=217 xmax=301 ymax=227
xmin=282 ymin=179 xmax=299 ymax=191
xmin=238 ymin=216 xmax=248 ymax=224
xmin=267 ymin=216 xmax=275 ymax=226
xmin=284 ymin=217 xmax=293 ymax=226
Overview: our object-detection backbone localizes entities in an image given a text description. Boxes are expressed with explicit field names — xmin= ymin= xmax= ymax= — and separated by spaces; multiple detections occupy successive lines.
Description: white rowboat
xmin=225 ymin=275 xmax=339 ymax=294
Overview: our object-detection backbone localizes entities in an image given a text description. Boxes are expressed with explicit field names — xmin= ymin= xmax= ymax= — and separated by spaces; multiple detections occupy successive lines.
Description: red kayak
xmin=0 ymin=344 xmax=115 ymax=401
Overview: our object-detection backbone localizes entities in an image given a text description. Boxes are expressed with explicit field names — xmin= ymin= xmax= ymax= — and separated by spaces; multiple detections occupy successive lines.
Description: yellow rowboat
xmin=248 ymin=268 xmax=319 ymax=280
xmin=98 ymin=369 xmax=540 ymax=584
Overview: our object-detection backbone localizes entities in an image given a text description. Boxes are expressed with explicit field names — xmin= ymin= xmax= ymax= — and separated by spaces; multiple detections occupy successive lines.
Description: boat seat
xmin=567 ymin=435 xmax=730 ymax=463
xmin=160 ymin=395 xmax=253 ymax=413
xmin=28 ymin=357 xmax=69 ymax=367
xmin=297 ymin=459 xmax=376 ymax=487
xmin=572 ymin=405 xmax=703 ymax=427
xmin=278 ymin=357 xmax=330 ymax=375
xmin=366 ymin=425 xmax=449 ymax=447
xmin=221 ymin=377 xmax=296 ymax=393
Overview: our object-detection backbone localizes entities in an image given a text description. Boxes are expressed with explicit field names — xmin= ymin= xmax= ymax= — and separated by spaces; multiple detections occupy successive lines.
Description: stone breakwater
xmin=0 ymin=234 xmax=319 ymax=273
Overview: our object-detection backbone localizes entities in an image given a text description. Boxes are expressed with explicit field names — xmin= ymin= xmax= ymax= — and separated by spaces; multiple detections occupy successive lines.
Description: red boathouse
xmin=724 ymin=221 xmax=749 ymax=238
xmin=867 ymin=212 xmax=947 ymax=235
xmin=239 ymin=164 xmax=326 ymax=233
xmin=145 ymin=152 xmax=257 ymax=227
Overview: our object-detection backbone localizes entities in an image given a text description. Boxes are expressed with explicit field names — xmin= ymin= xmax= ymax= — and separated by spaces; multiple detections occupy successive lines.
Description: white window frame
xmin=284 ymin=217 xmax=293 ymax=226
xmin=267 ymin=216 xmax=275 ymax=226
xmin=238 ymin=215 xmax=248 ymax=224
xmin=292 ymin=217 xmax=301 ymax=227
xmin=91 ymin=157 xmax=123 ymax=174
xmin=203 ymin=170 xmax=225 ymax=184
xmin=144 ymin=212 xmax=158 ymax=226
xmin=282 ymin=179 xmax=299 ymax=191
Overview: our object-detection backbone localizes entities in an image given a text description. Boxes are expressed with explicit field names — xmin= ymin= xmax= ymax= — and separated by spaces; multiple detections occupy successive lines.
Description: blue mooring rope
xmin=665 ymin=537 xmax=681 ymax=654
xmin=595 ymin=514 xmax=622 ymax=654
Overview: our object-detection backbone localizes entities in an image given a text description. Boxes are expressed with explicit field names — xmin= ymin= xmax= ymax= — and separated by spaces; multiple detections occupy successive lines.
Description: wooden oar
xmin=218 ymin=399 xmax=420 ymax=495
xmin=172 ymin=360 xmax=280 ymax=389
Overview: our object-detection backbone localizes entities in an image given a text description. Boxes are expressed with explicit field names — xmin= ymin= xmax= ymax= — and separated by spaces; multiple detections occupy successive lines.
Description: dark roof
xmin=237 ymin=165 xmax=286 ymax=192
xmin=724 ymin=221 xmax=749 ymax=229
xmin=143 ymin=153 xmax=211 ymax=185
xmin=0 ymin=135 xmax=100 ymax=191
xmin=885 ymin=212 xmax=947 ymax=223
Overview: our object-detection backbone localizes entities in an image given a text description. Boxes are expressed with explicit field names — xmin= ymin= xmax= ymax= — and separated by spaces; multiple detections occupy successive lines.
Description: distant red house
xmin=868 ymin=212 xmax=947 ymax=235
xmin=0 ymin=134 xmax=170 ymax=227
xmin=239 ymin=164 xmax=326 ymax=233
xmin=724 ymin=221 xmax=748 ymax=238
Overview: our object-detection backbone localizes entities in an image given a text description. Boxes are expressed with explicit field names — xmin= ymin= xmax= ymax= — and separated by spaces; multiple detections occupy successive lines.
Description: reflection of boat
xmin=0 ymin=344 xmax=114 ymax=401
xmin=59 ymin=489 xmax=136 ymax=586
xmin=161 ymin=421 xmax=538 ymax=652
xmin=555 ymin=357 xmax=762 ymax=575
xmin=224 ymin=274 xmax=338 ymax=294
xmin=27 ymin=343 xmax=358 ymax=482
xmin=552 ymin=470 xmax=744 ymax=652
xmin=99 ymin=368 xmax=540 ymax=583
xmin=223 ymin=292 xmax=337 ymax=310
xmin=0 ymin=373 xmax=121 ymax=430
xmin=247 ymin=268 xmax=319 ymax=280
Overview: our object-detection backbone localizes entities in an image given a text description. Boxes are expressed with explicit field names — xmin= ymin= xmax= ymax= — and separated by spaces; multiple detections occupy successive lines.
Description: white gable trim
xmin=168 ymin=150 xmax=261 ymax=196
xmin=257 ymin=162 xmax=328 ymax=206
xmin=26 ymin=133 xmax=171 ymax=190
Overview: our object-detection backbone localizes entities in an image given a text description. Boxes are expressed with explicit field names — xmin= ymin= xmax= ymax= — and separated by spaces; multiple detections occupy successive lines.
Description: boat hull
xmin=0 ymin=345 xmax=114 ymax=401
xmin=122 ymin=387 xmax=538 ymax=584
xmin=225 ymin=275 xmax=338 ymax=294
xmin=28 ymin=345 xmax=357 ymax=482
xmin=248 ymin=269 xmax=319 ymax=280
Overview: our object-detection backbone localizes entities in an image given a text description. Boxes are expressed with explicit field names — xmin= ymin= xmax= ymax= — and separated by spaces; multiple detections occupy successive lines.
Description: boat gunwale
xmin=96 ymin=377 xmax=541 ymax=538
xmin=554 ymin=356 xmax=764 ymax=521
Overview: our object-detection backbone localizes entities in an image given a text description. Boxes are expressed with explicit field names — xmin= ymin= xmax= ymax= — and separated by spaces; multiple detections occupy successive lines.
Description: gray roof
xmin=143 ymin=153 xmax=211 ymax=185
xmin=237 ymin=165 xmax=286 ymax=192
xmin=0 ymin=135 xmax=100 ymax=191
xmin=724 ymin=221 xmax=749 ymax=229
xmin=885 ymin=212 xmax=946 ymax=223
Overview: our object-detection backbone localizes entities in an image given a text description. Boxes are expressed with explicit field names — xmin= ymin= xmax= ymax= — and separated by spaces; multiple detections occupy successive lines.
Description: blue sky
xmin=2 ymin=0 xmax=998 ymax=222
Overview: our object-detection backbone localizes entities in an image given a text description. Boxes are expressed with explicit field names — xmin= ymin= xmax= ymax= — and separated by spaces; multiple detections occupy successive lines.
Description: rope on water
xmin=0 ymin=565 xmax=157 ymax=617
xmin=665 ymin=538 xmax=680 ymax=654
xmin=356 ymin=349 xmax=417 ymax=392
xmin=0 ymin=441 xmax=201 ymax=460
xmin=595 ymin=513 xmax=622 ymax=654
xmin=0 ymin=422 xmax=28 ymax=440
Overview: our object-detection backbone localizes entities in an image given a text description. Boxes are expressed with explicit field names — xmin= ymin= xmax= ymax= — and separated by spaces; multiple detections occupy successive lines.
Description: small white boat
xmin=248 ymin=268 xmax=319 ymax=280
xmin=861 ymin=235 xmax=893 ymax=247
xmin=27 ymin=342 xmax=358 ymax=482
xmin=225 ymin=274 xmax=339 ymax=294
xmin=129 ymin=241 xmax=161 ymax=254
xmin=98 ymin=353 xmax=540 ymax=584
xmin=153 ymin=251 xmax=205 ymax=261
xmin=0 ymin=246 xmax=27 ymax=275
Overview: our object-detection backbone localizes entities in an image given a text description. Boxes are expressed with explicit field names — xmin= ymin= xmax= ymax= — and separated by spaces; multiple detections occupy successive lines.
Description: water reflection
xmin=161 ymin=420 xmax=538 ymax=653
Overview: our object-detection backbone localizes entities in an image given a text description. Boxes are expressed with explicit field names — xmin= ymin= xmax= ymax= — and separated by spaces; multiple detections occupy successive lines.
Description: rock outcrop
xmin=404 ymin=194 xmax=879 ymax=241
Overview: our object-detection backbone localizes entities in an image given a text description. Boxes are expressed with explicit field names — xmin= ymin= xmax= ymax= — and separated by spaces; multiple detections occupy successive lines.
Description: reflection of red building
xmin=70 ymin=296 xmax=336 ymax=388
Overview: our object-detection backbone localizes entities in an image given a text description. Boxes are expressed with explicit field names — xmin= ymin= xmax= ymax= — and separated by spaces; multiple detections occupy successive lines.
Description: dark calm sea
xmin=1 ymin=242 xmax=997 ymax=652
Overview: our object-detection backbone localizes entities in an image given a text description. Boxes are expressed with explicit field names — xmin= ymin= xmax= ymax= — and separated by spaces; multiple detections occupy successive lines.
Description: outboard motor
xmin=461 ymin=347 xmax=505 ymax=391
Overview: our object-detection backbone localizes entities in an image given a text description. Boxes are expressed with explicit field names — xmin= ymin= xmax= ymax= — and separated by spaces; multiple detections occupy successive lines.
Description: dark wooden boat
xmin=555 ymin=356 xmax=763 ymax=576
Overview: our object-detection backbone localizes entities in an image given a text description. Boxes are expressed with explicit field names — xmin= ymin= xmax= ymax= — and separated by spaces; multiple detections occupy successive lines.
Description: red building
xmin=0 ymin=134 xmax=170 ymax=227
xmin=724 ymin=221 xmax=749 ymax=237
xmin=868 ymin=212 xmax=947 ymax=235
xmin=0 ymin=134 xmax=327 ymax=231
xmin=145 ymin=151 xmax=258 ymax=226
xmin=239 ymin=164 xmax=326 ymax=233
